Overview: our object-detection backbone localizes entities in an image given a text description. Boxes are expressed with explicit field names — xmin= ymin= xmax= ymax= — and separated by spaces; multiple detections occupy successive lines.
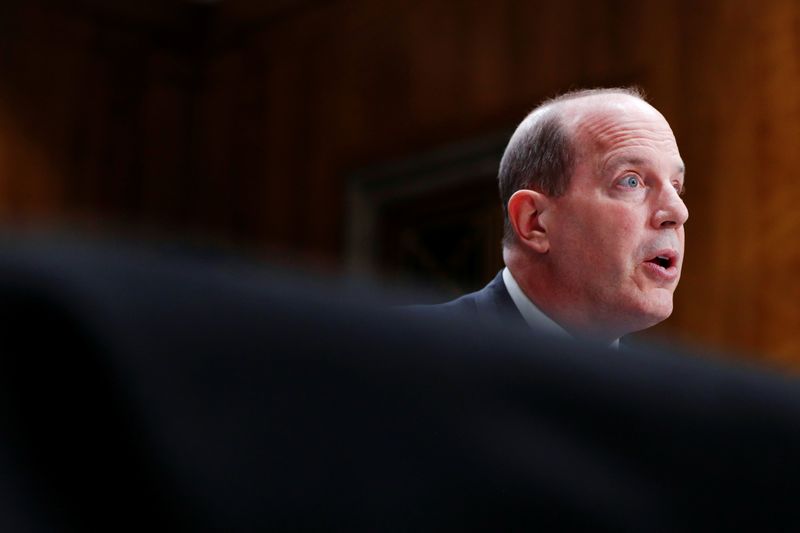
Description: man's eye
xmin=618 ymin=175 xmax=641 ymax=188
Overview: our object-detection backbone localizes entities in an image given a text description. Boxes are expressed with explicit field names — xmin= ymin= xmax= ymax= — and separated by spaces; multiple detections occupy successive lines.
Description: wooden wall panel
xmin=662 ymin=0 xmax=800 ymax=367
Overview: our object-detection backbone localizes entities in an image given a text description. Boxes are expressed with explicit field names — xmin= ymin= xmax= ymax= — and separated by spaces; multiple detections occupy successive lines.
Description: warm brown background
xmin=0 ymin=0 xmax=798 ymax=369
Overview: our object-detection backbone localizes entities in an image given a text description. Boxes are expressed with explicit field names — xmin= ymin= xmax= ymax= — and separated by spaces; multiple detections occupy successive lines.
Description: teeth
xmin=657 ymin=255 xmax=668 ymax=260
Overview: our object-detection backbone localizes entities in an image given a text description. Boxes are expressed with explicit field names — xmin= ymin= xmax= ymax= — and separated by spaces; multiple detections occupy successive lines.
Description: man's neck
xmin=503 ymin=266 xmax=620 ymax=348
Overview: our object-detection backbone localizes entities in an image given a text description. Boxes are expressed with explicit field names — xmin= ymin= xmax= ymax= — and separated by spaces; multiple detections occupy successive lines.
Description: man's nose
xmin=651 ymin=184 xmax=689 ymax=229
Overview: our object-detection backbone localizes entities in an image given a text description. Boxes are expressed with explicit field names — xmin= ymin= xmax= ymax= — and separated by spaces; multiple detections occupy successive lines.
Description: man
xmin=421 ymin=88 xmax=688 ymax=345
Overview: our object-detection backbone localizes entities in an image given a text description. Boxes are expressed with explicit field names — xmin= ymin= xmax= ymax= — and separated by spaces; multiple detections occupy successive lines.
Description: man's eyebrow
xmin=603 ymin=155 xmax=648 ymax=172
xmin=605 ymin=156 xmax=686 ymax=176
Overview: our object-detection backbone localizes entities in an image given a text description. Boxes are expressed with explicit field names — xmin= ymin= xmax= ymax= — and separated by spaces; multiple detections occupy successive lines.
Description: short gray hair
xmin=498 ymin=87 xmax=646 ymax=247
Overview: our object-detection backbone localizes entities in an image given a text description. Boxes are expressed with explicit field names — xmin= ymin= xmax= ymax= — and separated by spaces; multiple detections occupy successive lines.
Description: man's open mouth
xmin=644 ymin=251 xmax=677 ymax=270
xmin=648 ymin=255 xmax=672 ymax=268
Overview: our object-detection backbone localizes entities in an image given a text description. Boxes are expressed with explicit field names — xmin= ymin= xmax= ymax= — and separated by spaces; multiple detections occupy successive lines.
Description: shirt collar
xmin=502 ymin=267 xmax=620 ymax=349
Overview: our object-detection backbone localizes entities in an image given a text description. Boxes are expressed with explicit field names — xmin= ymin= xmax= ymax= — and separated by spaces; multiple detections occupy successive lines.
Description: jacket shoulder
xmin=402 ymin=271 xmax=522 ymax=327
xmin=404 ymin=290 xmax=481 ymax=319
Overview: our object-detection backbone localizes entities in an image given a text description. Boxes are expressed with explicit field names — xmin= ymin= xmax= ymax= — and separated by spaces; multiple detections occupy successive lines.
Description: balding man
xmin=416 ymin=88 xmax=688 ymax=345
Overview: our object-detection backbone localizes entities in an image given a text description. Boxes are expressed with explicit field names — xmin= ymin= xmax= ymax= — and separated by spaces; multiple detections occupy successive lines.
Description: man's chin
xmin=615 ymin=291 xmax=674 ymax=335
xmin=637 ymin=294 xmax=674 ymax=329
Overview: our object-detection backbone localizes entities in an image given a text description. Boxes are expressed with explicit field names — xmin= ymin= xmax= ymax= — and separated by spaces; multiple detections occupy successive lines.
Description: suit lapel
xmin=473 ymin=270 xmax=527 ymax=329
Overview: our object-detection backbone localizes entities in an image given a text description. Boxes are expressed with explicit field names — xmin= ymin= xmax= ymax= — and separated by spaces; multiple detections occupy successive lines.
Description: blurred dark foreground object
xmin=1 ymin=236 xmax=800 ymax=532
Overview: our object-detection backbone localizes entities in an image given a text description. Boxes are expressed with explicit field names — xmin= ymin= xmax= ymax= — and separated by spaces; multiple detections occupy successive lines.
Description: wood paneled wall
xmin=1 ymin=0 xmax=799 ymax=369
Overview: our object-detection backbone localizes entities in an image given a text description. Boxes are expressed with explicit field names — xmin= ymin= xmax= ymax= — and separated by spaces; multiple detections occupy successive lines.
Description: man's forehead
xmin=557 ymin=95 xmax=680 ymax=156
xmin=559 ymin=94 xmax=669 ymax=136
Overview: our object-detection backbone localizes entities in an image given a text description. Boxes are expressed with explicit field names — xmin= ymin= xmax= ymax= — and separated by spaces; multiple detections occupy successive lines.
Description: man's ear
xmin=507 ymin=189 xmax=550 ymax=253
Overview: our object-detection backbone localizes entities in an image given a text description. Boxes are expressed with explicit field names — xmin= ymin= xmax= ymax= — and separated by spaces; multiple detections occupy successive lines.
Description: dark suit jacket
xmin=408 ymin=270 xmax=527 ymax=330
xmin=3 ymin=236 xmax=800 ymax=531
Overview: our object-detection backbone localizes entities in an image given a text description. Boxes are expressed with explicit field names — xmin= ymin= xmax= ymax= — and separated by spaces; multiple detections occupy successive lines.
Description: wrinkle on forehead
xmin=558 ymin=95 xmax=679 ymax=160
